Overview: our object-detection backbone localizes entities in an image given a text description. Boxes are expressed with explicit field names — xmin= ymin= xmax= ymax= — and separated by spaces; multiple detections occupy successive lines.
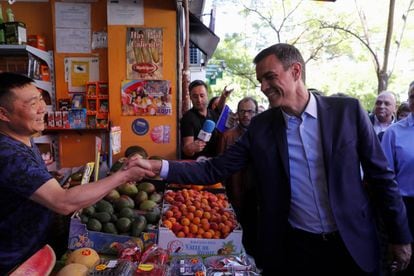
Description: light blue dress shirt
xmin=381 ymin=113 xmax=414 ymax=197
xmin=283 ymin=93 xmax=337 ymax=234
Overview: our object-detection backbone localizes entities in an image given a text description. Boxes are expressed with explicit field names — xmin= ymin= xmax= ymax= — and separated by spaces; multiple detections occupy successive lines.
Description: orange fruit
xmin=203 ymin=231 xmax=213 ymax=239
xmin=181 ymin=217 xmax=191 ymax=226
xmin=192 ymin=217 xmax=201 ymax=225
xmin=189 ymin=224 xmax=198 ymax=234
xmin=163 ymin=220 xmax=172 ymax=229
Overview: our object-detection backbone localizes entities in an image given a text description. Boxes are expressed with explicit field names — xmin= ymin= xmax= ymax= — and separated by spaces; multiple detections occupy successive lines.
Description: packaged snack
xmin=169 ymin=256 xmax=206 ymax=276
xmin=204 ymin=254 xmax=262 ymax=275
xmin=89 ymin=259 xmax=136 ymax=276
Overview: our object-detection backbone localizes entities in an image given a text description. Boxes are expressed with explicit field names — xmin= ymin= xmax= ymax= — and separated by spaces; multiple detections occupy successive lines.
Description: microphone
xmin=197 ymin=119 xmax=216 ymax=142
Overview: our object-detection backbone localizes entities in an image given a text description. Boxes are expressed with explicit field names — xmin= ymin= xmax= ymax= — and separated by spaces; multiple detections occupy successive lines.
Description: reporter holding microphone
xmin=180 ymin=80 xmax=232 ymax=159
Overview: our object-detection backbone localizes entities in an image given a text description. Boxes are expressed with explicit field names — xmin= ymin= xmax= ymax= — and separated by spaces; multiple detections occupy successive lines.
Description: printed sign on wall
xmin=126 ymin=28 xmax=163 ymax=80
xmin=121 ymin=80 xmax=172 ymax=116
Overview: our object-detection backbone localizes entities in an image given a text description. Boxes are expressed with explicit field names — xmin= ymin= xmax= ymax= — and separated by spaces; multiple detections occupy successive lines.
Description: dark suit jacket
xmin=167 ymin=94 xmax=412 ymax=274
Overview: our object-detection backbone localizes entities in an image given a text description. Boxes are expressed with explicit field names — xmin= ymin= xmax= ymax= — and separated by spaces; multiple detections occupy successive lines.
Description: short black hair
xmin=208 ymin=96 xmax=219 ymax=110
xmin=189 ymin=80 xmax=208 ymax=94
xmin=253 ymin=43 xmax=306 ymax=83
xmin=237 ymin=96 xmax=258 ymax=113
xmin=124 ymin=145 xmax=148 ymax=158
xmin=0 ymin=72 xmax=34 ymax=110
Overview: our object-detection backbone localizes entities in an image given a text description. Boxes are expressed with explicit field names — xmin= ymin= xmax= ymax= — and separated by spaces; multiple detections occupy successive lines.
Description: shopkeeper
xmin=0 ymin=72 xmax=155 ymax=274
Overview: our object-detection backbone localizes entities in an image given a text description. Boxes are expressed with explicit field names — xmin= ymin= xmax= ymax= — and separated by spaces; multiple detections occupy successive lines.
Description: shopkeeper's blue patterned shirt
xmin=0 ymin=134 xmax=53 ymax=274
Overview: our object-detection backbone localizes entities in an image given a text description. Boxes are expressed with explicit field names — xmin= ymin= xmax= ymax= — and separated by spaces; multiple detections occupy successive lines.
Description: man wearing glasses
xmin=217 ymin=96 xmax=259 ymax=262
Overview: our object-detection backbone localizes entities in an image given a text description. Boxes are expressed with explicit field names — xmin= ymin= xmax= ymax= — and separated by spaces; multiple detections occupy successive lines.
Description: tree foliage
xmin=208 ymin=0 xmax=414 ymax=110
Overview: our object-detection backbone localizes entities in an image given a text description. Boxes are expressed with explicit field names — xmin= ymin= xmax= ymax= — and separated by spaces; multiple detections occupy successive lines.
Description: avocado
xmin=102 ymin=222 xmax=118 ymax=234
xmin=139 ymin=200 xmax=157 ymax=211
xmin=95 ymin=200 xmax=114 ymax=214
xmin=82 ymin=205 xmax=95 ymax=216
xmin=110 ymin=213 xmax=118 ymax=222
xmin=149 ymin=192 xmax=162 ymax=204
xmin=80 ymin=214 xmax=89 ymax=224
xmin=87 ymin=218 xmax=102 ymax=232
xmin=92 ymin=212 xmax=111 ymax=223
xmin=145 ymin=206 xmax=161 ymax=224
xmin=110 ymin=157 xmax=127 ymax=173
xmin=114 ymin=195 xmax=135 ymax=211
xmin=118 ymin=182 xmax=138 ymax=197
xmin=134 ymin=191 xmax=148 ymax=206
xmin=137 ymin=182 xmax=156 ymax=194
xmin=119 ymin=207 xmax=135 ymax=219
xmin=116 ymin=217 xmax=132 ymax=233
xmin=131 ymin=215 xmax=147 ymax=237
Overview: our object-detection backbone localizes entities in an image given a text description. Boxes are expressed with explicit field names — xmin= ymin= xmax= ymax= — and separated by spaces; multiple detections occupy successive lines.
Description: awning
xmin=189 ymin=12 xmax=220 ymax=59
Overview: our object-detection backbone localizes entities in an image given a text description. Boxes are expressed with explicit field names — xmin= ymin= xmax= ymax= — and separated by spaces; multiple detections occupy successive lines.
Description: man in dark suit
xmin=129 ymin=43 xmax=412 ymax=275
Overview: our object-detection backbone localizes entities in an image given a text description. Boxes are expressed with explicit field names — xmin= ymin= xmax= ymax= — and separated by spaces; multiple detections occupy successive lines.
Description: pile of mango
xmin=80 ymin=181 xmax=162 ymax=237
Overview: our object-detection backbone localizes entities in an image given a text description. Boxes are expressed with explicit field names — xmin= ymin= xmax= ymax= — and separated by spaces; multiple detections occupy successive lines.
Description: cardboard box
xmin=157 ymin=225 xmax=243 ymax=256
xmin=68 ymin=217 xmax=157 ymax=254
xmin=27 ymin=34 xmax=46 ymax=50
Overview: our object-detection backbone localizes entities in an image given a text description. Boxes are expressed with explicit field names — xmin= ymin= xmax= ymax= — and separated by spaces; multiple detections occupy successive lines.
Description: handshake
xmin=123 ymin=155 xmax=163 ymax=181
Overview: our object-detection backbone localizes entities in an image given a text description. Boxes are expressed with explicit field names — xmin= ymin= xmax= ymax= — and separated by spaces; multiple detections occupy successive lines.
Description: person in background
xmin=0 ymin=72 xmax=154 ymax=274
xmin=397 ymin=101 xmax=410 ymax=121
xmin=369 ymin=91 xmax=397 ymax=140
xmin=207 ymin=96 xmax=220 ymax=110
xmin=180 ymin=80 xmax=232 ymax=159
xmin=381 ymin=84 xmax=414 ymax=276
xmin=128 ymin=43 xmax=412 ymax=275
xmin=217 ymin=96 xmax=259 ymax=262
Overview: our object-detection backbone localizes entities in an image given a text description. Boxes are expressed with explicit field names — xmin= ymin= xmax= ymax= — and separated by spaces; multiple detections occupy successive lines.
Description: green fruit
xmin=104 ymin=189 xmax=120 ymax=203
xmin=119 ymin=207 xmax=135 ymax=219
xmin=149 ymin=192 xmax=162 ymax=204
xmin=114 ymin=196 xmax=134 ymax=211
xmin=110 ymin=213 xmax=118 ymax=222
xmin=110 ymin=157 xmax=127 ymax=173
xmin=116 ymin=217 xmax=132 ymax=233
xmin=87 ymin=218 xmax=102 ymax=232
xmin=80 ymin=214 xmax=89 ymax=224
xmin=82 ymin=206 xmax=95 ymax=216
xmin=145 ymin=206 xmax=161 ymax=224
xmin=134 ymin=191 xmax=148 ymax=206
xmin=137 ymin=182 xmax=156 ymax=194
xmin=131 ymin=216 xmax=147 ymax=237
xmin=95 ymin=200 xmax=114 ymax=214
xmin=92 ymin=212 xmax=111 ymax=223
xmin=102 ymin=222 xmax=118 ymax=234
xmin=139 ymin=200 xmax=157 ymax=211
xmin=118 ymin=182 xmax=138 ymax=197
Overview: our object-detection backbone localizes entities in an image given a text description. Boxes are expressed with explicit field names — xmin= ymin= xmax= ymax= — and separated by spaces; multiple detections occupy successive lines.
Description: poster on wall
xmin=126 ymin=28 xmax=163 ymax=80
xmin=121 ymin=80 xmax=172 ymax=116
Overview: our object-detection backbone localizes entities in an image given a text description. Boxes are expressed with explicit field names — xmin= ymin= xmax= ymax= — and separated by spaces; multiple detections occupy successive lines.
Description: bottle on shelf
xmin=6 ymin=7 xmax=14 ymax=22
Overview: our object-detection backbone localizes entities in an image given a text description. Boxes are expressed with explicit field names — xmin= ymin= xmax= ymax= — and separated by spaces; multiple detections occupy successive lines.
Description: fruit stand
xmin=9 ymin=161 xmax=262 ymax=276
